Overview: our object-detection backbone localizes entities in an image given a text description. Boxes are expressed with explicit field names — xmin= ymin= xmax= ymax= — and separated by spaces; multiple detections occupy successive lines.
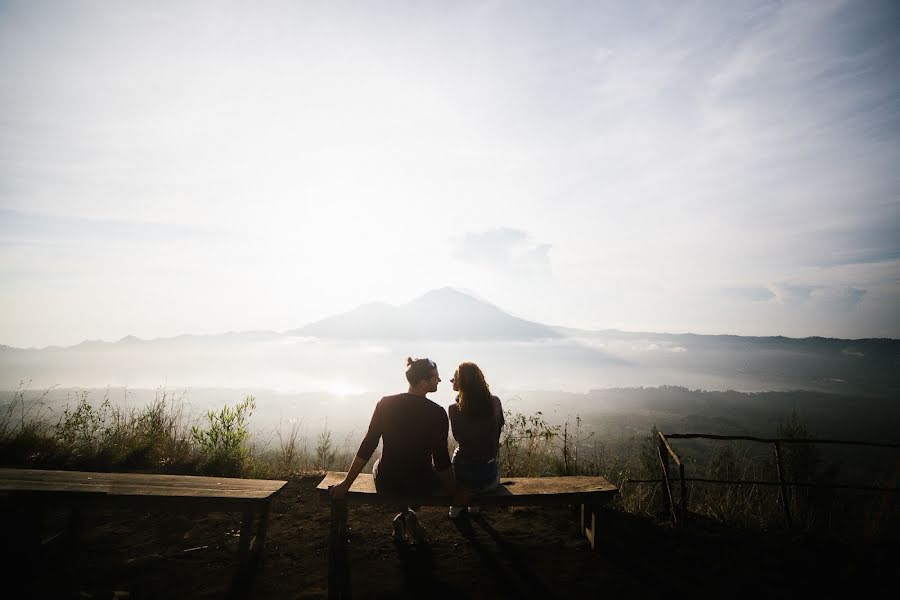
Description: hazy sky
xmin=2 ymin=0 xmax=899 ymax=348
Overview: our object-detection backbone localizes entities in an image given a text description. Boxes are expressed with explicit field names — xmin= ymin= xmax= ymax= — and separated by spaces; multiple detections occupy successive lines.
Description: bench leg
xmin=581 ymin=503 xmax=598 ymax=551
xmin=250 ymin=502 xmax=271 ymax=572
xmin=237 ymin=507 xmax=255 ymax=565
xmin=23 ymin=501 xmax=45 ymax=561
xmin=328 ymin=499 xmax=351 ymax=600
xmin=66 ymin=505 xmax=85 ymax=549
xmin=228 ymin=507 xmax=256 ymax=599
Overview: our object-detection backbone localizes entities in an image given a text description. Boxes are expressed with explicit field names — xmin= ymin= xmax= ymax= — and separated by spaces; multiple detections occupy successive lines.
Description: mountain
xmin=287 ymin=287 xmax=562 ymax=341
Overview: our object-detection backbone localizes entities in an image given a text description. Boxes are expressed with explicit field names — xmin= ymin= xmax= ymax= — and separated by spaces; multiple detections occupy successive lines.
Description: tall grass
xmin=0 ymin=385 xmax=198 ymax=473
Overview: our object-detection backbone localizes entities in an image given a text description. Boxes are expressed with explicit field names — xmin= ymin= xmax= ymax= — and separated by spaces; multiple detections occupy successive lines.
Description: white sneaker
xmin=404 ymin=510 xmax=428 ymax=545
xmin=392 ymin=512 xmax=407 ymax=543
xmin=448 ymin=506 xmax=463 ymax=519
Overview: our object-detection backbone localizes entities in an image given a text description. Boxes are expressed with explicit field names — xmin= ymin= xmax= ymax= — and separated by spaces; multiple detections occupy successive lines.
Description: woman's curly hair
xmin=455 ymin=362 xmax=491 ymax=418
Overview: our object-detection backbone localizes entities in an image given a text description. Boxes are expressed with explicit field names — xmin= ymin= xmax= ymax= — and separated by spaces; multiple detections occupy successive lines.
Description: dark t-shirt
xmin=356 ymin=393 xmax=451 ymax=494
xmin=448 ymin=395 xmax=504 ymax=461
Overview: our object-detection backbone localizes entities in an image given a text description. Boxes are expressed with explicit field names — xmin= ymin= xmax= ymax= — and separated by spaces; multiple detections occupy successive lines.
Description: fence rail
xmin=625 ymin=477 xmax=897 ymax=493
xmin=664 ymin=433 xmax=900 ymax=449
xmin=649 ymin=431 xmax=900 ymax=529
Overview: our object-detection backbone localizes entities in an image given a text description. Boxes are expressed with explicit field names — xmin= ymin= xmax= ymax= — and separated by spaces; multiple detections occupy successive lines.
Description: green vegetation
xmin=191 ymin=395 xmax=256 ymax=477
xmin=0 ymin=383 xmax=896 ymax=539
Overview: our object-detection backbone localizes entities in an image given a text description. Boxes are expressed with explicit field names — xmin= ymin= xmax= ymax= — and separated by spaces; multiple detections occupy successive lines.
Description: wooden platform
xmin=316 ymin=471 xmax=617 ymax=506
xmin=0 ymin=468 xmax=287 ymax=598
xmin=318 ymin=471 xmax=618 ymax=599
xmin=0 ymin=468 xmax=286 ymax=508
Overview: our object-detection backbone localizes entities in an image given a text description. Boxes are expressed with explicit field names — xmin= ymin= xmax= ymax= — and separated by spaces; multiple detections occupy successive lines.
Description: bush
xmin=191 ymin=395 xmax=256 ymax=476
xmin=315 ymin=420 xmax=338 ymax=472
xmin=499 ymin=410 xmax=559 ymax=476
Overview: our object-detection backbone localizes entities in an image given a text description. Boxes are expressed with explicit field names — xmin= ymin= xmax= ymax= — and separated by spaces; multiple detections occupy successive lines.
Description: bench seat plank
xmin=316 ymin=471 xmax=617 ymax=506
xmin=0 ymin=468 xmax=286 ymax=500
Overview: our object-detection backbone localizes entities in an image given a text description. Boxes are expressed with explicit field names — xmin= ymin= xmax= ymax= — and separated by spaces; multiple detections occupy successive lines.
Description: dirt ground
xmin=12 ymin=475 xmax=896 ymax=599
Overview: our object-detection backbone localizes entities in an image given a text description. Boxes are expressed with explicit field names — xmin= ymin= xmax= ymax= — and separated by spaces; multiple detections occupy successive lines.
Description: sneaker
xmin=467 ymin=506 xmax=481 ymax=515
xmin=404 ymin=510 xmax=428 ymax=545
xmin=392 ymin=512 xmax=407 ymax=543
xmin=448 ymin=506 xmax=463 ymax=519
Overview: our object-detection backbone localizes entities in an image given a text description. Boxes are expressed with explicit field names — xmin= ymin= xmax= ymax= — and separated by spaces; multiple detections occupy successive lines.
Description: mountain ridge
xmin=3 ymin=288 xmax=898 ymax=350
xmin=286 ymin=286 xmax=562 ymax=341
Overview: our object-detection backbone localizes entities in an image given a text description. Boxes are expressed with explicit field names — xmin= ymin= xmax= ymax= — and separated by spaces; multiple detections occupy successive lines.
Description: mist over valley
xmin=3 ymin=289 xmax=897 ymax=446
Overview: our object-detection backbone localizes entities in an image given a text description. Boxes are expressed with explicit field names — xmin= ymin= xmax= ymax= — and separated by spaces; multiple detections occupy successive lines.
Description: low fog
xmin=3 ymin=331 xmax=897 ymax=444
xmin=3 ymin=289 xmax=897 ymax=446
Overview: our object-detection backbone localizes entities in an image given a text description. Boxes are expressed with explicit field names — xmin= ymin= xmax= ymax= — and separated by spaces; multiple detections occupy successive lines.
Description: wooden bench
xmin=317 ymin=471 xmax=618 ymax=599
xmin=0 ymin=468 xmax=287 ymax=597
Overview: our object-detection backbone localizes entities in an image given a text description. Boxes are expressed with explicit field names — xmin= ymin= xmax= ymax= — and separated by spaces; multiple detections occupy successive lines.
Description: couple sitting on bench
xmin=330 ymin=357 xmax=504 ymax=543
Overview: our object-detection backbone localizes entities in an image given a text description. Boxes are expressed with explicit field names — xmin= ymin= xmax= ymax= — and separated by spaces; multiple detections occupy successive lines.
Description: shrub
xmin=499 ymin=410 xmax=559 ymax=476
xmin=276 ymin=418 xmax=303 ymax=476
xmin=315 ymin=420 xmax=337 ymax=472
xmin=191 ymin=395 xmax=256 ymax=476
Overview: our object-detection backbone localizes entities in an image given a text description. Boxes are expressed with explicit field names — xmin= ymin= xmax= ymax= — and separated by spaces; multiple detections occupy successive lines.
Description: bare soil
xmin=12 ymin=475 xmax=895 ymax=599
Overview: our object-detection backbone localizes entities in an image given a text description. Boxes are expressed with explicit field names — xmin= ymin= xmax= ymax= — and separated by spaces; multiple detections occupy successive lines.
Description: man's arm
xmin=330 ymin=454 xmax=367 ymax=500
xmin=332 ymin=400 xmax=383 ymax=500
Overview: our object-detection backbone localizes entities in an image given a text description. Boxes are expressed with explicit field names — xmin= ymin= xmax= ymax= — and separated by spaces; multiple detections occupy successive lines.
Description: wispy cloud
xmin=768 ymin=283 xmax=815 ymax=305
xmin=0 ymin=208 xmax=214 ymax=246
xmin=451 ymin=228 xmax=551 ymax=275
xmin=722 ymin=286 xmax=776 ymax=303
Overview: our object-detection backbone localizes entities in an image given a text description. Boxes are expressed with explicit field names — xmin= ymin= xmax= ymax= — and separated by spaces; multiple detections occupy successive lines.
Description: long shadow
xmin=457 ymin=514 xmax=555 ymax=600
xmin=395 ymin=538 xmax=449 ymax=599
xmin=450 ymin=517 xmax=521 ymax=599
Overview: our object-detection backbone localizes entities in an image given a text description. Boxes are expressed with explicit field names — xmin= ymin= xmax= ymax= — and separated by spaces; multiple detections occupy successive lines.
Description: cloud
xmin=768 ymin=283 xmax=815 ymax=305
xmin=0 ymin=208 xmax=213 ymax=246
xmin=767 ymin=281 xmax=866 ymax=312
xmin=451 ymin=228 xmax=551 ymax=275
xmin=722 ymin=286 xmax=776 ymax=302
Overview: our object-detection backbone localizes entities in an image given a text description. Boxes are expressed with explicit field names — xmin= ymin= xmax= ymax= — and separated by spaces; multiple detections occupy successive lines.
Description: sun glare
xmin=322 ymin=380 xmax=367 ymax=397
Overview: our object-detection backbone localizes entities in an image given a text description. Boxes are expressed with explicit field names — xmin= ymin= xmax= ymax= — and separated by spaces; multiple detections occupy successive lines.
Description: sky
xmin=1 ymin=0 xmax=899 ymax=348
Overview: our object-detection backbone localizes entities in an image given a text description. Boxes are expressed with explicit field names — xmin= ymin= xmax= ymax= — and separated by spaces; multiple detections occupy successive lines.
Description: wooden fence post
xmin=657 ymin=434 xmax=677 ymax=525
xmin=774 ymin=441 xmax=793 ymax=529
xmin=679 ymin=462 xmax=687 ymax=526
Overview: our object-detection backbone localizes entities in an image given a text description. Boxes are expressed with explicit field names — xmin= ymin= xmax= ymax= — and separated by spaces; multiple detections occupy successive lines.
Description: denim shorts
xmin=452 ymin=448 xmax=500 ymax=492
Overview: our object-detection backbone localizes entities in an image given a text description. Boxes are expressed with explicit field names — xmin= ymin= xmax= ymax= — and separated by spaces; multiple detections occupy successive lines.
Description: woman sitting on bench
xmin=448 ymin=362 xmax=505 ymax=518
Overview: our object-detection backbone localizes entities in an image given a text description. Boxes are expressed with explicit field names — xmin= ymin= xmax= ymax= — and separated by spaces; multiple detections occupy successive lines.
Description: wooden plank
xmin=0 ymin=468 xmax=283 ymax=487
xmin=0 ymin=468 xmax=286 ymax=500
xmin=316 ymin=472 xmax=617 ymax=506
xmin=0 ymin=481 xmax=280 ymax=499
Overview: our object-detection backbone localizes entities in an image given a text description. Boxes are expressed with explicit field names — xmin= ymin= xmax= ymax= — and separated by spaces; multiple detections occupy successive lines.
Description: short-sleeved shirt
xmin=356 ymin=393 xmax=451 ymax=494
xmin=448 ymin=395 xmax=504 ymax=462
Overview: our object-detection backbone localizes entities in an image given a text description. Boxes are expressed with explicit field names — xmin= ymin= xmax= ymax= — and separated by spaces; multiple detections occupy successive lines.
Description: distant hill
xmin=287 ymin=287 xmax=562 ymax=341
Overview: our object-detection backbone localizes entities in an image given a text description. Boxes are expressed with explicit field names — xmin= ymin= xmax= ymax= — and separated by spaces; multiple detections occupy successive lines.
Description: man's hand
xmin=330 ymin=479 xmax=351 ymax=500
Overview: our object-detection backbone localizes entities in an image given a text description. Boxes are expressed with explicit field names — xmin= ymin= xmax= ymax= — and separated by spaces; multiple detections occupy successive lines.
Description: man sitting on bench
xmin=330 ymin=357 xmax=467 ymax=544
